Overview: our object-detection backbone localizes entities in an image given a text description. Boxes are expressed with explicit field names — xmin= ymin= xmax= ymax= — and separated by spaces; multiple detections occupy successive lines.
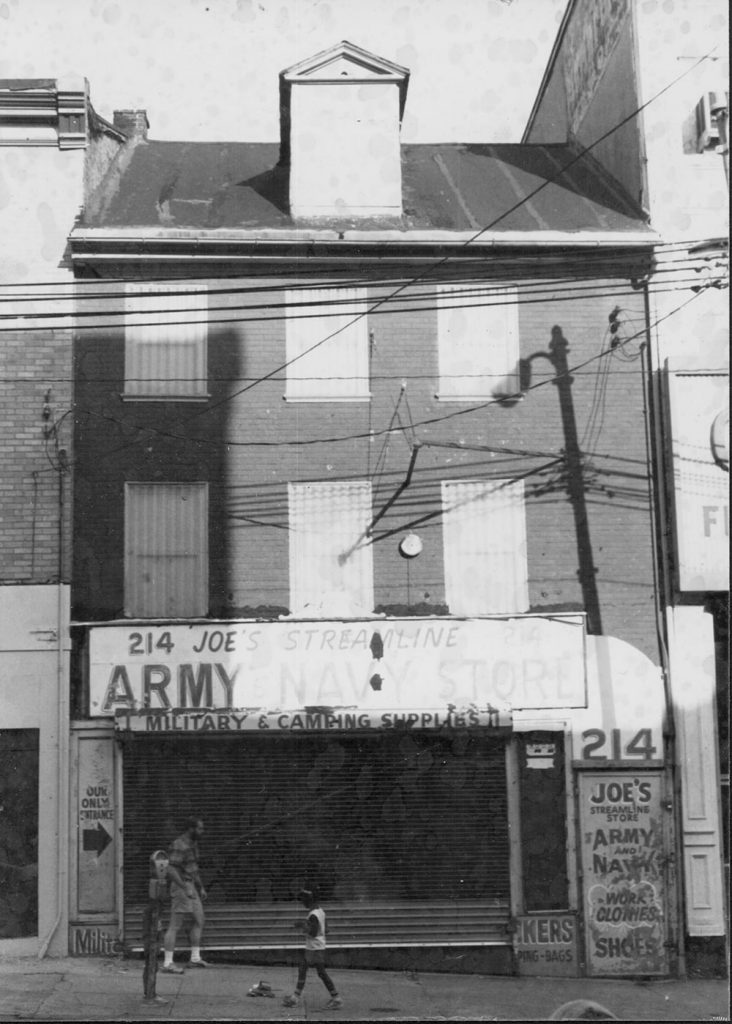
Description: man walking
xmin=162 ymin=816 xmax=211 ymax=972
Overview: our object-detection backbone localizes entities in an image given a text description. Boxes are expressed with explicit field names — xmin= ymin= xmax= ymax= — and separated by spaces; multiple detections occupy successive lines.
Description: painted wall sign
xmin=76 ymin=734 xmax=116 ymax=914
xmin=562 ymin=0 xmax=630 ymax=132
xmin=578 ymin=772 xmax=669 ymax=977
xmin=115 ymin=705 xmax=512 ymax=734
xmin=90 ymin=615 xmax=586 ymax=717
xmin=513 ymin=914 xmax=578 ymax=977
xmin=69 ymin=923 xmax=123 ymax=956
xmin=666 ymin=371 xmax=729 ymax=591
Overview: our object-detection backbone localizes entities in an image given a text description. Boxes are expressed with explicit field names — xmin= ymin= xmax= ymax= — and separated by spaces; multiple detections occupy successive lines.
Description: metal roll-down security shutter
xmin=121 ymin=730 xmax=510 ymax=950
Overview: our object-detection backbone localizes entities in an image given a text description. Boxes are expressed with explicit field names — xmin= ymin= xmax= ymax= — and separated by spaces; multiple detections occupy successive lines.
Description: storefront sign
xmin=513 ymin=914 xmax=578 ymax=976
xmin=69 ymin=923 xmax=123 ymax=956
xmin=90 ymin=615 xmax=586 ymax=717
xmin=77 ymin=734 xmax=116 ymax=914
xmin=114 ymin=705 xmax=512 ymax=733
xmin=578 ymin=772 xmax=669 ymax=976
xmin=666 ymin=370 xmax=729 ymax=591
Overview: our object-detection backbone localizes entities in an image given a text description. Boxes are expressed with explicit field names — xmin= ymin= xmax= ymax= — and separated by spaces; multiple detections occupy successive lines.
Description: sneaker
xmin=160 ymin=964 xmax=184 ymax=975
xmin=325 ymin=996 xmax=343 ymax=1009
xmin=248 ymin=981 xmax=274 ymax=997
xmin=282 ymin=993 xmax=300 ymax=1007
xmin=189 ymin=958 xmax=212 ymax=967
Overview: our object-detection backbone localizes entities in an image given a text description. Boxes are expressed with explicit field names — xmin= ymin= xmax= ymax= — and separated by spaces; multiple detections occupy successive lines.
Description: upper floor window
xmin=285 ymin=287 xmax=370 ymax=401
xmin=125 ymin=482 xmax=208 ymax=618
xmin=288 ymin=480 xmax=374 ymax=616
xmin=436 ymin=284 xmax=519 ymax=400
xmin=124 ymin=282 xmax=208 ymax=399
xmin=441 ymin=478 xmax=528 ymax=615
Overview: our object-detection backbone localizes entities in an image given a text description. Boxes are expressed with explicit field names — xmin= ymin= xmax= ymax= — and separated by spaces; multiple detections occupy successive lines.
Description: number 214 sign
xmin=580 ymin=728 xmax=659 ymax=762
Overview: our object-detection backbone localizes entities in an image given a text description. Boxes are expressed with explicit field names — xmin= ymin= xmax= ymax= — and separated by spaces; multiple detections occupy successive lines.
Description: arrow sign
xmin=83 ymin=823 xmax=112 ymax=857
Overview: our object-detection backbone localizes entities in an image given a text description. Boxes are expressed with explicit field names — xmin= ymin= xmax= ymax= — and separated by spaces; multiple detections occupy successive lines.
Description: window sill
xmin=434 ymin=393 xmax=495 ymax=402
xmin=122 ymin=393 xmax=211 ymax=402
xmin=435 ymin=392 xmax=522 ymax=403
xmin=283 ymin=395 xmax=372 ymax=403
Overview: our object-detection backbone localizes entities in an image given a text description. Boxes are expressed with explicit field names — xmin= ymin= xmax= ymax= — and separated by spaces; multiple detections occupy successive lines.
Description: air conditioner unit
xmin=695 ymin=91 xmax=728 ymax=153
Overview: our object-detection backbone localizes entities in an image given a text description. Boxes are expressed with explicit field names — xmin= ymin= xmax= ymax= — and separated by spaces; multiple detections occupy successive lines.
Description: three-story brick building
xmin=66 ymin=42 xmax=674 ymax=976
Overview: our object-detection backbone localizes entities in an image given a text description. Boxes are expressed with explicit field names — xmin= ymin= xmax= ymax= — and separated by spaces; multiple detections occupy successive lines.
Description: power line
xmin=58 ymin=286 xmax=705 ymax=474
xmin=8 ymin=51 xmax=722 ymax=485
xmin=0 ymin=272 xmax=720 ymax=335
xmin=0 ymin=255 xmax=712 ymax=321
xmin=179 ymin=45 xmax=718 ymax=422
xmin=0 ymin=237 xmax=721 ymax=298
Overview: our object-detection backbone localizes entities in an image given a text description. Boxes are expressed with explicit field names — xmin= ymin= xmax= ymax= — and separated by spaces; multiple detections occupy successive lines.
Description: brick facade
xmin=72 ymin=272 xmax=660 ymax=664
xmin=0 ymin=329 xmax=72 ymax=583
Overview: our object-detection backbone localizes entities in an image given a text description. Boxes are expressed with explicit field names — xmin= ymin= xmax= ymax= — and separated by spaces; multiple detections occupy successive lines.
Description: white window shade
xmin=125 ymin=283 xmax=207 ymax=398
xmin=442 ymin=479 xmax=529 ymax=615
xmin=125 ymin=483 xmax=208 ymax=617
xmin=288 ymin=480 xmax=374 ymax=616
xmin=285 ymin=288 xmax=370 ymax=400
xmin=437 ymin=285 xmax=519 ymax=400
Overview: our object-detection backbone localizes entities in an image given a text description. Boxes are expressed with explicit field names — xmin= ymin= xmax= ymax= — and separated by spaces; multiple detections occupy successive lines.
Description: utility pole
xmin=524 ymin=328 xmax=603 ymax=636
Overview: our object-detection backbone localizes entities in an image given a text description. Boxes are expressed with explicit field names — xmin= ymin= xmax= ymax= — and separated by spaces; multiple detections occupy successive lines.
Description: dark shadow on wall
xmin=520 ymin=326 xmax=602 ymax=636
xmin=71 ymin=321 xmax=240 ymax=621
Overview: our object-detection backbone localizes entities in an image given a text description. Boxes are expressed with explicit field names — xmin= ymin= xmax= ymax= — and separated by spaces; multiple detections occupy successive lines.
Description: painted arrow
xmin=82 ymin=822 xmax=112 ymax=856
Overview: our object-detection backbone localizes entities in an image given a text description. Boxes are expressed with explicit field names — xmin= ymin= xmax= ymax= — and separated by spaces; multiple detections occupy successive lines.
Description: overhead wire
xmin=10 ymin=48 xmax=724 ymax=507
xmin=52 ymin=43 xmax=720 ymax=427
xmin=0 ymin=273 xmax=722 ymax=344
xmin=54 ymin=284 xmax=707 ymax=491
xmin=0 ymin=236 xmax=723 ymax=299
xmin=0 ymin=252 xmax=721 ymax=327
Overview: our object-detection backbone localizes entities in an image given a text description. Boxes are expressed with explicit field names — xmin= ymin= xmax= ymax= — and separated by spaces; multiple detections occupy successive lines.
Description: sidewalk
xmin=0 ymin=955 xmax=727 ymax=1022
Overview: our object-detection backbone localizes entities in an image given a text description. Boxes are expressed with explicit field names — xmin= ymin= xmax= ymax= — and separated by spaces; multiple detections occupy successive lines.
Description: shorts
xmin=171 ymin=885 xmax=203 ymax=916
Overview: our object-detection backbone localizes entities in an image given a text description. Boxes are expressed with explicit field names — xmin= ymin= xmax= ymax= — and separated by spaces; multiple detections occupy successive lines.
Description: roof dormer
xmin=279 ymin=41 xmax=410 ymax=220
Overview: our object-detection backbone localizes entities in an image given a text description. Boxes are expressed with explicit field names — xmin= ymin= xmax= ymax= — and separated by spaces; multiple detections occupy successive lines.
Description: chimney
xmin=280 ymin=41 xmax=409 ymax=220
xmin=112 ymin=109 xmax=149 ymax=140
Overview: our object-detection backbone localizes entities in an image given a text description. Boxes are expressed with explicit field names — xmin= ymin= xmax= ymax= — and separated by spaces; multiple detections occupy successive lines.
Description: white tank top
xmin=305 ymin=907 xmax=326 ymax=950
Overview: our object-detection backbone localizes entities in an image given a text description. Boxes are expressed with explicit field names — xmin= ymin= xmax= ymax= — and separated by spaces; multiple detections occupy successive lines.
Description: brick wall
xmin=0 ymin=330 xmax=72 ymax=583
xmin=72 ymin=270 xmax=660 ymax=664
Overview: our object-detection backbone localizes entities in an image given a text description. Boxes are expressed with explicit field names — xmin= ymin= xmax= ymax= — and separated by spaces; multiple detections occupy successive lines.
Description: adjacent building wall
xmin=523 ymin=0 xmax=729 ymax=970
xmin=0 ymin=77 xmax=123 ymax=957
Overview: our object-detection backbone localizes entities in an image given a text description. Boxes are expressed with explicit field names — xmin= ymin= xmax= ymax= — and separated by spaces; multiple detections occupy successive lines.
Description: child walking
xmin=282 ymin=888 xmax=342 ymax=1010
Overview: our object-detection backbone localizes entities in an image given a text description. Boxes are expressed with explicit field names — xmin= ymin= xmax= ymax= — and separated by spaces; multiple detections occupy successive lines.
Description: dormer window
xmin=280 ymin=41 xmax=409 ymax=220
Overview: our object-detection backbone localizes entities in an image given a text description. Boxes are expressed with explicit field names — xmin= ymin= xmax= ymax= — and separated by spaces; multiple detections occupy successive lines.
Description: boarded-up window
xmin=125 ymin=283 xmax=207 ymax=398
xmin=285 ymin=288 xmax=369 ymax=400
xmin=125 ymin=483 xmax=208 ymax=617
xmin=437 ymin=284 xmax=519 ymax=400
xmin=289 ymin=480 xmax=374 ymax=616
xmin=442 ymin=479 xmax=528 ymax=615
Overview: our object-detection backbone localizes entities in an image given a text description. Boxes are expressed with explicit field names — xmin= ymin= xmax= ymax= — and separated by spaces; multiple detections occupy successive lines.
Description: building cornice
xmin=69 ymin=225 xmax=659 ymax=262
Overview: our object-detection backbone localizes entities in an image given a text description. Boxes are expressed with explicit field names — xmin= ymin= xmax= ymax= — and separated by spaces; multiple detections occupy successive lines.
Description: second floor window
xmin=288 ymin=480 xmax=374 ymax=616
xmin=124 ymin=482 xmax=208 ymax=618
xmin=285 ymin=287 xmax=370 ymax=401
xmin=436 ymin=284 xmax=520 ymax=400
xmin=441 ymin=478 xmax=529 ymax=616
xmin=124 ymin=282 xmax=208 ymax=399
